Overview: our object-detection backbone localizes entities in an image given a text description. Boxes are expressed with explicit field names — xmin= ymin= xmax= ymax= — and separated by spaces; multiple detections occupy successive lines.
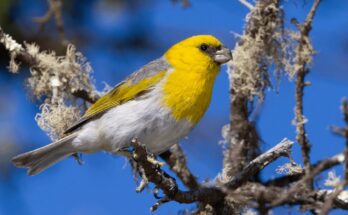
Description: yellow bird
xmin=12 ymin=35 xmax=232 ymax=176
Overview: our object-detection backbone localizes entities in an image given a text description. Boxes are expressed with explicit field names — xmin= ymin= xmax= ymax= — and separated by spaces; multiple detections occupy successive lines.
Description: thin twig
xmin=318 ymin=99 xmax=348 ymax=214
xmin=330 ymin=125 xmax=348 ymax=137
xmin=0 ymin=26 xmax=96 ymax=103
xmin=273 ymin=101 xmax=347 ymax=209
xmin=318 ymin=182 xmax=347 ymax=215
xmin=237 ymin=182 xmax=348 ymax=210
xmin=71 ymin=89 xmax=99 ymax=104
xmin=33 ymin=0 xmax=67 ymax=44
xmin=265 ymin=153 xmax=345 ymax=187
xmin=171 ymin=0 xmax=190 ymax=8
xmin=225 ymin=139 xmax=293 ymax=189
xmin=294 ymin=0 xmax=321 ymax=175
xmin=159 ymin=144 xmax=199 ymax=190
xmin=316 ymin=189 xmax=348 ymax=210
xmin=271 ymin=153 xmax=344 ymax=207
xmin=239 ymin=0 xmax=254 ymax=10
xmin=0 ymin=27 xmax=37 ymax=67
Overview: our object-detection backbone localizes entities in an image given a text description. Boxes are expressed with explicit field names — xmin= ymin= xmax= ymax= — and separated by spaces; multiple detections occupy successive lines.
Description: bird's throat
xmin=161 ymin=67 xmax=219 ymax=124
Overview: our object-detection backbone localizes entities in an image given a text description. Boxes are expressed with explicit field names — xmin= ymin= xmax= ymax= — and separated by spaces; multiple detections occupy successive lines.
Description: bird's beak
xmin=214 ymin=47 xmax=232 ymax=64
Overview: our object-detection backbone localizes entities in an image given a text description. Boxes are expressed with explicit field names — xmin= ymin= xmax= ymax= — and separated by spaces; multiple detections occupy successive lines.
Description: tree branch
xmin=131 ymin=138 xmax=294 ymax=211
xmin=319 ymin=98 xmax=348 ymax=214
xmin=265 ymin=152 xmax=345 ymax=187
xmin=33 ymin=0 xmax=67 ymax=44
xmin=225 ymin=139 xmax=293 ymax=189
xmin=159 ymin=144 xmax=199 ymax=190
xmin=71 ymin=89 xmax=99 ymax=104
xmin=272 ymin=102 xmax=346 ymax=209
xmin=237 ymin=183 xmax=348 ymax=211
xmin=223 ymin=0 xmax=283 ymax=180
xmin=293 ymin=0 xmax=321 ymax=174
xmin=239 ymin=0 xmax=254 ymax=10
xmin=0 ymin=26 xmax=97 ymax=104
xmin=131 ymin=139 xmax=224 ymax=211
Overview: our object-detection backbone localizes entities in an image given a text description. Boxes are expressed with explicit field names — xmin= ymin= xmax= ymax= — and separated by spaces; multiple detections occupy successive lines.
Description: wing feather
xmin=64 ymin=57 xmax=170 ymax=134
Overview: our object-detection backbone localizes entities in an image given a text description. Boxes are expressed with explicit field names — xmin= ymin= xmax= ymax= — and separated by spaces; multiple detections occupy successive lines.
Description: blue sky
xmin=0 ymin=0 xmax=347 ymax=214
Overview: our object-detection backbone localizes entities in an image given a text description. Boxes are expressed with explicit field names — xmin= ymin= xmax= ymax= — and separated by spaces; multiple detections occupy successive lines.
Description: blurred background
xmin=0 ymin=0 xmax=347 ymax=214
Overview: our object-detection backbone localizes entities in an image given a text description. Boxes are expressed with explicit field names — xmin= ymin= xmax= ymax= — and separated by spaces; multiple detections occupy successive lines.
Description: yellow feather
xmin=85 ymin=35 xmax=223 ymax=125
xmin=85 ymin=70 xmax=166 ymax=118
xmin=162 ymin=35 xmax=222 ymax=123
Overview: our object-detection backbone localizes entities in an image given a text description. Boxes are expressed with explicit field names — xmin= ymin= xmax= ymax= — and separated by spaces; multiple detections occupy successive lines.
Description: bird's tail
xmin=12 ymin=133 xmax=78 ymax=176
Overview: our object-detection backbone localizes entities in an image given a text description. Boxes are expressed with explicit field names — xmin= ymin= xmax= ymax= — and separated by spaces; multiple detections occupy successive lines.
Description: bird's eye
xmin=200 ymin=44 xmax=208 ymax=51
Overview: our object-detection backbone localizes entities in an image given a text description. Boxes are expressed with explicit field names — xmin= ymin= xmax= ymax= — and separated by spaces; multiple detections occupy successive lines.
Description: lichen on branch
xmin=0 ymin=26 xmax=98 ymax=140
xmin=228 ymin=0 xmax=286 ymax=100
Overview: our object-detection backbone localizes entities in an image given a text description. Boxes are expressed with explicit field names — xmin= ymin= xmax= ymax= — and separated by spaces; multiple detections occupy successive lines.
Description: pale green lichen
xmin=23 ymin=43 xmax=98 ymax=140
xmin=1 ymin=29 xmax=99 ymax=141
xmin=228 ymin=1 xmax=288 ymax=100
xmin=0 ymin=31 xmax=23 ymax=73
xmin=324 ymin=170 xmax=341 ymax=188
xmin=283 ymin=30 xmax=315 ymax=79
xmin=228 ymin=1 xmax=312 ymax=100
xmin=276 ymin=161 xmax=303 ymax=175
xmin=35 ymin=103 xmax=80 ymax=140
xmin=26 ymin=43 xmax=96 ymax=102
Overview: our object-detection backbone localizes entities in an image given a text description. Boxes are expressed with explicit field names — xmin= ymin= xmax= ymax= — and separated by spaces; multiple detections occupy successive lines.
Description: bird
xmin=12 ymin=35 xmax=232 ymax=176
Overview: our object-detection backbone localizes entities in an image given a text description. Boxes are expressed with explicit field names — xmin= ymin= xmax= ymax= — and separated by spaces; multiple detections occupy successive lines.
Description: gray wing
xmin=107 ymin=56 xmax=171 ymax=97
xmin=126 ymin=56 xmax=171 ymax=84
xmin=64 ymin=56 xmax=172 ymax=134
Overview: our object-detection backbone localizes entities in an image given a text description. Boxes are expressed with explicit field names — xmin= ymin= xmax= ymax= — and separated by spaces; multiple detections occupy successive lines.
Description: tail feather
xmin=12 ymin=133 xmax=77 ymax=176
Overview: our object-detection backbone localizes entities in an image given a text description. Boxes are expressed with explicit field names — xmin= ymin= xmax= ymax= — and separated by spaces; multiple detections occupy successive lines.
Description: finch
xmin=12 ymin=35 xmax=232 ymax=176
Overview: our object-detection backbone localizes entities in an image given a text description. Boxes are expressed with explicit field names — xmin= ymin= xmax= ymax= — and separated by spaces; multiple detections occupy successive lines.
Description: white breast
xmin=72 ymin=83 xmax=193 ymax=154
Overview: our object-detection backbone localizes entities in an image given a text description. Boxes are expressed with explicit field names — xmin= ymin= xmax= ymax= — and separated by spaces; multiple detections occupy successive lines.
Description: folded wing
xmin=64 ymin=57 xmax=171 ymax=134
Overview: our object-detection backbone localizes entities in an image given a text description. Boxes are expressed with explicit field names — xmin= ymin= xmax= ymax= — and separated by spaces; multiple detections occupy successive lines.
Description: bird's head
xmin=164 ymin=35 xmax=232 ymax=72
